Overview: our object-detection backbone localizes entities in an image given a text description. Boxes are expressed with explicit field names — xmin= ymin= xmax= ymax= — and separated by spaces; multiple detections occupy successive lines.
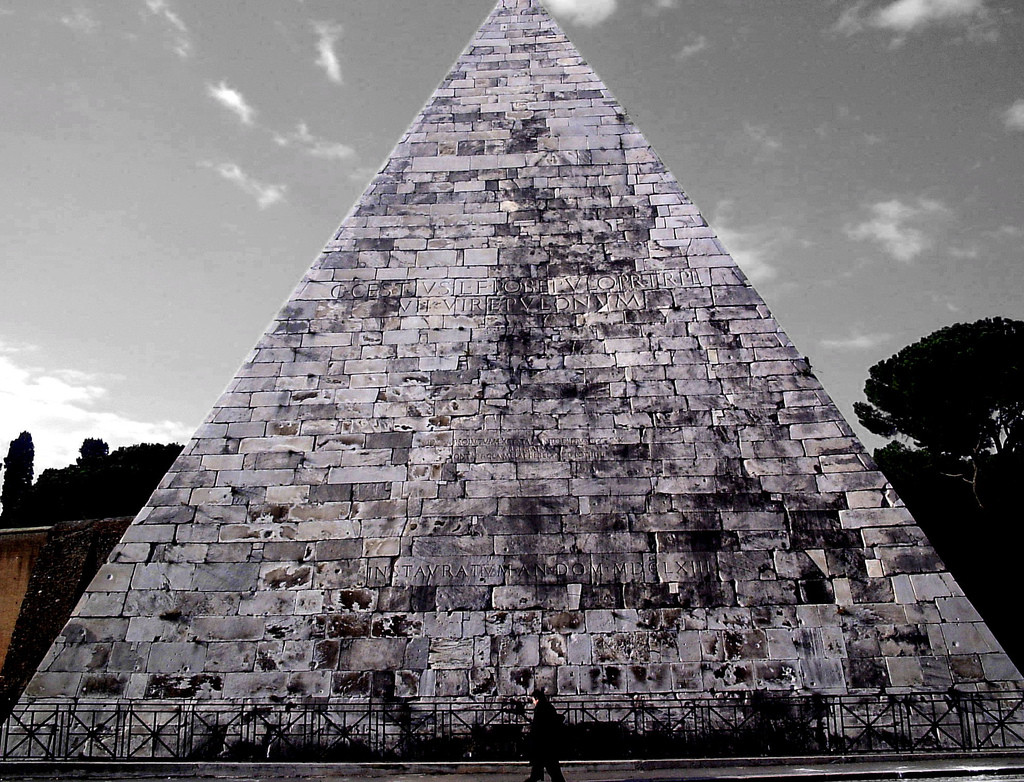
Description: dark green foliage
xmin=872 ymin=440 xmax=1024 ymax=665
xmin=855 ymin=316 xmax=1023 ymax=466
xmin=1 ymin=431 xmax=34 ymax=526
xmin=21 ymin=442 xmax=182 ymax=523
xmin=872 ymin=442 xmax=981 ymax=540
xmin=858 ymin=318 xmax=1024 ymax=666
xmin=77 ymin=438 xmax=110 ymax=464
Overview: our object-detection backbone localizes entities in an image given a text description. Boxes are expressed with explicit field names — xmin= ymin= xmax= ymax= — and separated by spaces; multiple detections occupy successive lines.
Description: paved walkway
xmin=3 ymin=754 xmax=1024 ymax=782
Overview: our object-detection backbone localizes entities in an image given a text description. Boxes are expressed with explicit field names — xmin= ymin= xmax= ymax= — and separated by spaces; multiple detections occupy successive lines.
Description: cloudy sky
xmin=1 ymin=0 xmax=1022 ymax=475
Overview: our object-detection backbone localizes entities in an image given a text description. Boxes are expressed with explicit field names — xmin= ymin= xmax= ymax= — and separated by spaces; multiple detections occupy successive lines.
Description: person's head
xmin=531 ymin=688 xmax=548 ymax=705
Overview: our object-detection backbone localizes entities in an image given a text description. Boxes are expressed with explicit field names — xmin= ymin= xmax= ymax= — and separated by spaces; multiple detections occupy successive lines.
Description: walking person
xmin=524 ymin=689 xmax=567 ymax=782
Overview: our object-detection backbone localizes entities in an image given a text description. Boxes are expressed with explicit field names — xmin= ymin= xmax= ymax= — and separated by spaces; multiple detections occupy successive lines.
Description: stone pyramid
xmin=24 ymin=0 xmax=1020 ymax=706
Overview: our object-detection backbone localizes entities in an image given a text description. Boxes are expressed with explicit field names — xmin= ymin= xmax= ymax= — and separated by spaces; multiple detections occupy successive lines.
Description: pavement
xmin=3 ymin=753 xmax=1024 ymax=782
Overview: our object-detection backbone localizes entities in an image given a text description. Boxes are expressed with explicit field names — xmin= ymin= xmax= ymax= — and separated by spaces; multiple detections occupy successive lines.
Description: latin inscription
xmin=453 ymin=436 xmax=610 ymax=462
xmin=331 ymin=269 xmax=700 ymax=315
xmin=370 ymin=555 xmax=718 ymax=587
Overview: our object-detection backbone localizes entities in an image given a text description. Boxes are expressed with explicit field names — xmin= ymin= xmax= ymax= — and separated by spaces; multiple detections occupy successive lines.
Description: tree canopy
xmin=0 ymin=431 xmax=35 ymax=525
xmin=855 ymin=317 xmax=1023 ymax=507
xmin=20 ymin=441 xmax=182 ymax=524
xmin=77 ymin=438 xmax=110 ymax=464
xmin=855 ymin=317 xmax=1023 ymax=461
xmin=855 ymin=317 xmax=1024 ymax=667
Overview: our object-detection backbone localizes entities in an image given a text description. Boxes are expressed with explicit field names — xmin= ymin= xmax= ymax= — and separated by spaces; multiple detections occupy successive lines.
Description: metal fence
xmin=2 ymin=692 xmax=1023 ymax=762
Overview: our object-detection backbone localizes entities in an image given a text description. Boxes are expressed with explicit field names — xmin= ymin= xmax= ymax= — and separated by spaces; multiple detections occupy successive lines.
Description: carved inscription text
xmin=366 ymin=555 xmax=719 ymax=587
xmin=332 ymin=269 xmax=701 ymax=315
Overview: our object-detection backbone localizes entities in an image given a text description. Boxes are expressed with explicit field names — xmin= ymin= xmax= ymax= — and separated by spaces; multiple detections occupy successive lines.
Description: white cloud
xmin=712 ymin=201 xmax=780 ymax=284
xmin=202 ymin=161 xmax=286 ymax=208
xmin=845 ymin=197 xmax=950 ymax=262
xmin=347 ymin=165 xmax=379 ymax=185
xmin=873 ymin=0 xmax=988 ymax=31
xmin=274 ymin=122 xmax=356 ymax=161
xmin=144 ymin=0 xmax=192 ymax=58
xmin=542 ymin=0 xmax=683 ymax=25
xmin=948 ymin=246 xmax=979 ymax=259
xmin=544 ymin=0 xmax=617 ymax=26
xmin=674 ymin=34 xmax=708 ymax=60
xmin=60 ymin=8 xmax=98 ymax=33
xmin=206 ymin=81 xmax=256 ymax=126
xmin=820 ymin=331 xmax=892 ymax=350
xmin=644 ymin=0 xmax=678 ymax=15
xmin=928 ymin=291 xmax=962 ymax=312
xmin=832 ymin=0 xmax=995 ymax=43
xmin=1002 ymin=99 xmax=1024 ymax=131
xmin=832 ymin=1 xmax=871 ymax=35
xmin=313 ymin=21 xmax=343 ymax=84
xmin=743 ymin=122 xmax=782 ymax=156
xmin=0 ymin=341 xmax=192 ymax=474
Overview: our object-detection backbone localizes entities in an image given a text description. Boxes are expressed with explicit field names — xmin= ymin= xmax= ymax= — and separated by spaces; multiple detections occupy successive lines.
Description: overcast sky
xmin=1 ymin=0 xmax=1022 ymax=475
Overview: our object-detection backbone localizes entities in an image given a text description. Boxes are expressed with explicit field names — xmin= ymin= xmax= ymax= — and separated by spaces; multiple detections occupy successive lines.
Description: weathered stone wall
xmin=19 ymin=0 xmax=1022 ymax=707
xmin=0 ymin=528 xmax=47 ymax=669
xmin=0 ymin=518 xmax=132 ymax=715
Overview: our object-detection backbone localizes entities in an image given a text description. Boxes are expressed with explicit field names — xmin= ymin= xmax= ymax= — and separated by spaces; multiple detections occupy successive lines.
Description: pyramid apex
xmin=495 ymin=0 xmax=549 ymax=14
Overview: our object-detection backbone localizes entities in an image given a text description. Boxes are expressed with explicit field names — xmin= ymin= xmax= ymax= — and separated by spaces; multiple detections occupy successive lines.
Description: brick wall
xmin=0 ymin=528 xmax=48 ymax=668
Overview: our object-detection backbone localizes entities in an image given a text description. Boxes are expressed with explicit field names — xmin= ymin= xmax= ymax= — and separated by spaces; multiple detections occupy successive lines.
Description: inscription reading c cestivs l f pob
xmin=330 ymin=269 xmax=702 ymax=315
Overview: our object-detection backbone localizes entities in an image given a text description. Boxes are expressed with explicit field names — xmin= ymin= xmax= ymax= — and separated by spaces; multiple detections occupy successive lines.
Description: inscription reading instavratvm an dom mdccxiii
xmin=374 ymin=555 xmax=719 ymax=587
xmin=331 ymin=269 xmax=701 ymax=315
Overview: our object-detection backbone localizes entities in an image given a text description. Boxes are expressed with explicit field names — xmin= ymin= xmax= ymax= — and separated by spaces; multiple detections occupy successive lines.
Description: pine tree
xmin=77 ymin=438 xmax=110 ymax=465
xmin=1 ymin=431 xmax=35 ymax=525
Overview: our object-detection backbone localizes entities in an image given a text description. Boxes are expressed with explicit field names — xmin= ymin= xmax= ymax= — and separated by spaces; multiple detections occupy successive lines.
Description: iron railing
xmin=2 ymin=692 xmax=1023 ymax=762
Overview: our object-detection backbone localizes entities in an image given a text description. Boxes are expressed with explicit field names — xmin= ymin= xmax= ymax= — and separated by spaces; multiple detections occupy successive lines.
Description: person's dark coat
xmin=527 ymin=697 xmax=563 ymax=758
